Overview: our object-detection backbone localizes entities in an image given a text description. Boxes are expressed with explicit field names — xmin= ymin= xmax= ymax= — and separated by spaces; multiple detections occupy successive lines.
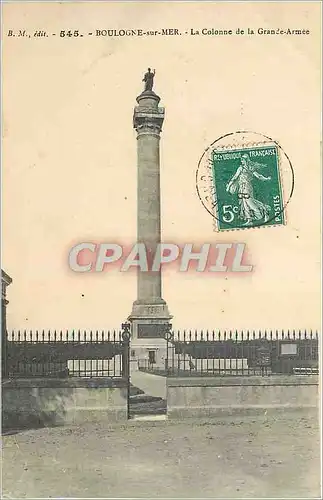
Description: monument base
xmin=128 ymin=302 xmax=172 ymax=371
xmin=130 ymin=300 xmax=171 ymax=319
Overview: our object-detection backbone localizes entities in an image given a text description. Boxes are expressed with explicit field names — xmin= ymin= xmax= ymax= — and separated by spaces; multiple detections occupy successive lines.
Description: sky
xmin=2 ymin=1 xmax=321 ymax=331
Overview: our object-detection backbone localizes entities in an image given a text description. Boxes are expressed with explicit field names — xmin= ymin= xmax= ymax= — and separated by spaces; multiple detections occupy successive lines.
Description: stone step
xmin=129 ymin=394 xmax=163 ymax=404
xmin=129 ymin=398 xmax=167 ymax=415
xmin=131 ymin=414 xmax=167 ymax=421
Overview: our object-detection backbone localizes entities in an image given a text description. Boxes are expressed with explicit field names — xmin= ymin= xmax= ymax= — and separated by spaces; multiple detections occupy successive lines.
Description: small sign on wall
xmin=280 ymin=343 xmax=298 ymax=356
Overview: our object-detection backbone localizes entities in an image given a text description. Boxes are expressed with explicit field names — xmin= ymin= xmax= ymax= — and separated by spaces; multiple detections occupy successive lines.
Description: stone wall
xmin=167 ymin=375 xmax=319 ymax=419
xmin=2 ymin=377 xmax=128 ymax=430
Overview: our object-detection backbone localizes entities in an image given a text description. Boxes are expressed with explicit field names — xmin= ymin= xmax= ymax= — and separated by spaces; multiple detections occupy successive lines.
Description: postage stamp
xmin=210 ymin=144 xmax=285 ymax=231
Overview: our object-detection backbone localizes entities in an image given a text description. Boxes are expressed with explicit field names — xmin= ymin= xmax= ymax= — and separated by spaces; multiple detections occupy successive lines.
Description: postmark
xmin=196 ymin=131 xmax=294 ymax=232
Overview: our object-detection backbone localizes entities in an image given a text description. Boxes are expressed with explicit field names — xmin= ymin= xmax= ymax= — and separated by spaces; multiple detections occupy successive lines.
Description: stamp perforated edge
xmin=209 ymin=140 xmax=288 ymax=233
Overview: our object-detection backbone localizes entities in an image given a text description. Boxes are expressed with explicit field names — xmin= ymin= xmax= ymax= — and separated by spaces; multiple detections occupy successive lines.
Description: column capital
xmin=133 ymin=91 xmax=165 ymax=136
xmin=1 ymin=269 xmax=12 ymax=302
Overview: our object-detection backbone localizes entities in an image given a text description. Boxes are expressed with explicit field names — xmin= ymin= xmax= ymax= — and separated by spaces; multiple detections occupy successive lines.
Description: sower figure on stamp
xmin=226 ymin=153 xmax=272 ymax=226
xmin=142 ymin=68 xmax=156 ymax=92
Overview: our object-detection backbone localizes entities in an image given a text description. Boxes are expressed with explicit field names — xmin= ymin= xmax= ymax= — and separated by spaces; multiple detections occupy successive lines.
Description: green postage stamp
xmin=211 ymin=145 xmax=285 ymax=231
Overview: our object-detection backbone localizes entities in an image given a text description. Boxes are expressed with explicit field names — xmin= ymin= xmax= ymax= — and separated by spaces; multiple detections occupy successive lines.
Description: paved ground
xmin=129 ymin=370 xmax=167 ymax=415
xmin=2 ymin=410 xmax=320 ymax=499
xmin=130 ymin=369 xmax=166 ymax=399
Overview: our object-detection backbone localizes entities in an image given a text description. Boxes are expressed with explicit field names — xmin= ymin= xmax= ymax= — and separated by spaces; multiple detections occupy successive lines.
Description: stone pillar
xmin=128 ymin=88 xmax=172 ymax=369
xmin=1 ymin=270 xmax=12 ymax=378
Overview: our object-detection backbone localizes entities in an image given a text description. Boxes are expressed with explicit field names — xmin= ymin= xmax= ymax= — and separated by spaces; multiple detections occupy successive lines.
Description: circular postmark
xmin=196 ymin=131 xmax=295 ymax=231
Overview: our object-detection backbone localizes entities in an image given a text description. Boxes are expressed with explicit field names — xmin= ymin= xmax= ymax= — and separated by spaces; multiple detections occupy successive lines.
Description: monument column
xmin=128 ymin=69 xmax=172 ymax=366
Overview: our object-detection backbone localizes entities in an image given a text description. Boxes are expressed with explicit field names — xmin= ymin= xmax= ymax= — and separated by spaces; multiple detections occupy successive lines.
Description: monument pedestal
xmin=128 ymin=302 xmax=172 ymax=371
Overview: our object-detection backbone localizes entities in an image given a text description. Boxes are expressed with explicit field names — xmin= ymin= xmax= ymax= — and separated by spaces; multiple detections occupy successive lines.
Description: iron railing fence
xmin=140 ymin=329 xmax=319 ymax=377
xmin=4 ymin=327 xmax=319 ymax=378
xmin=4 ymin=328 xmax=130 ymax=379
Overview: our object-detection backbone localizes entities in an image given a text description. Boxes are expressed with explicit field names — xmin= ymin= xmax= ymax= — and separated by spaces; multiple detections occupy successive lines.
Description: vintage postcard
xmin=1 ymin=1 xmax=321 ymax=499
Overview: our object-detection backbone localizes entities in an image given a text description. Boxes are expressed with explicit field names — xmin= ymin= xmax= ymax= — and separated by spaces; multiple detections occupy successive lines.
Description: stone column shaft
xmin=137 ymin=130 xmax=162 ymax=301
xmin=132 ymin=92 xmax=166 ymax=307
